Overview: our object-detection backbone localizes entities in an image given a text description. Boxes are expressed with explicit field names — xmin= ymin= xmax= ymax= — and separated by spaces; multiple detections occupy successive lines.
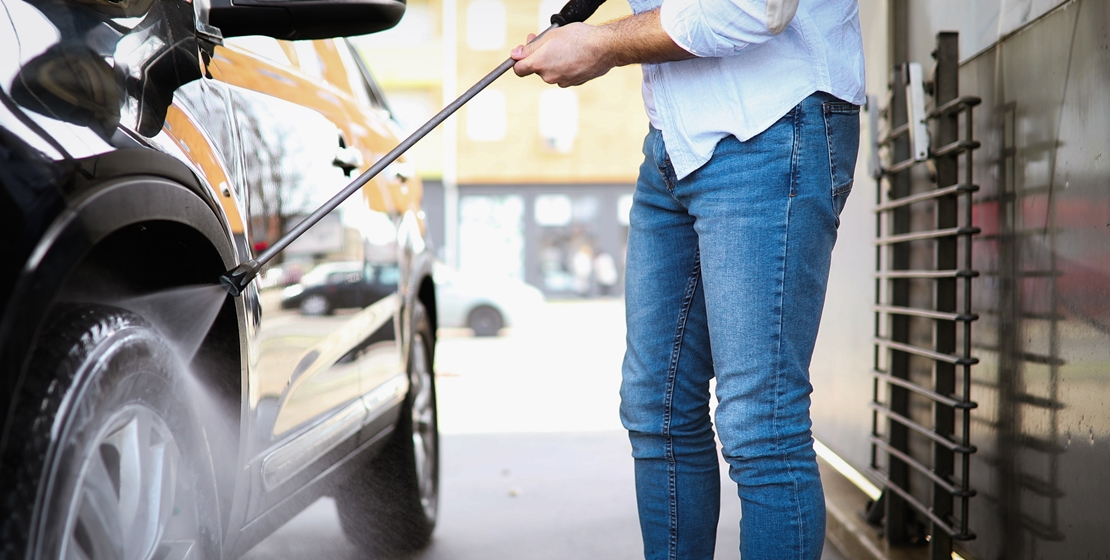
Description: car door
xmin=205 ymin=37 xmax=404 ymax=515
xmin=316 ymin=38 xmax=416 ymax=403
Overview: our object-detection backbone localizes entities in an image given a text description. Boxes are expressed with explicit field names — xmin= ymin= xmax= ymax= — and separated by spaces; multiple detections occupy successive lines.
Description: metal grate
xmin=869 ymin=32 xmax=981 ymax=559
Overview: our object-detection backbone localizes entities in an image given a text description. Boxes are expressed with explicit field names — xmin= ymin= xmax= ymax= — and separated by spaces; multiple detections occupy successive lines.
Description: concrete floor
xmin=240 ymin=300 xmax=847 ymax=559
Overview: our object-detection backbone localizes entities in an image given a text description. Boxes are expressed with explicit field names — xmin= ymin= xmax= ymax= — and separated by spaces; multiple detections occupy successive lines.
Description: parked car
xmin=258 ymin=262 xmax=305 ymax=290
xmin=0 ymin=2 xmax=440 ymax=559
xmin=281 ymin=262 xmax=401 ymax=316
xmin=434 ymin=262 xmax=546 ymax=336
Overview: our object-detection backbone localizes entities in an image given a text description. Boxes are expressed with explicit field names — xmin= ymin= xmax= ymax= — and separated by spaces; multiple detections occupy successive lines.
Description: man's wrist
xmin=591 ymin=24 xmax=623 ymax=69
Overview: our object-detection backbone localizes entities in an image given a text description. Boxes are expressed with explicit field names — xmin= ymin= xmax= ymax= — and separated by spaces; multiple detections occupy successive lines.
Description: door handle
xmin=386 ymin=161 xmax=414 ymax=183
xmin=333 ymin=146 xmax=363 ymax=176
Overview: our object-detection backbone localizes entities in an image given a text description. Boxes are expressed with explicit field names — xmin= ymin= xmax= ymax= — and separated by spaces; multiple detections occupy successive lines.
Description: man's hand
xmin=511 ymin=9 xmax=694 ymax=88
xmin=511 ymin=24 xmax=615 ymax=87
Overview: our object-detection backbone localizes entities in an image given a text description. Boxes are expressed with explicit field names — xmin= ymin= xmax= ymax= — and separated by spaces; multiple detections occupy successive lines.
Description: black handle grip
xmin=550 ymin=0 xmax=607 ymax=26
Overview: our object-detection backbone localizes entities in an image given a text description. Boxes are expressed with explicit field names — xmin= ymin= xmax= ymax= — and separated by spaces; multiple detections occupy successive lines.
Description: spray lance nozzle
xmin=218 ymin=0 xmax=608 ymax=297
xmin=550 ymin=0 xmax=608 ymax=26
xmin=219 ymin=259 xmax=258 ymax=297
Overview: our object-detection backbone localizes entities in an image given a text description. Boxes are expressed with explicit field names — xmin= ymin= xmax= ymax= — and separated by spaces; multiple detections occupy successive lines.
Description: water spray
xmin=219 ymin=0 xmax=608 ymax=296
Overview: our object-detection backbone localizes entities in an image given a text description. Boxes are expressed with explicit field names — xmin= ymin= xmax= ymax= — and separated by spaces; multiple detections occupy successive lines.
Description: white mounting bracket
xmin=866 ymin=94 xmax=883 ymax=179
xmin=904 ymin=62 xmax=930 ymax=162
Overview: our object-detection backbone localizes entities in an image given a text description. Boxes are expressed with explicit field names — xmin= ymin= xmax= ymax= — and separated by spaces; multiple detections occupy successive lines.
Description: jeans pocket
xmin=823 ymin=100 xmax=861 ymax=224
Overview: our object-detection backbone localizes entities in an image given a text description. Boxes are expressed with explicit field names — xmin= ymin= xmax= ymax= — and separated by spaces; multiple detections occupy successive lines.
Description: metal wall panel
xmin=812 ymin=1 xmax=1110 ymax=558
xmin=958 ymin=2 xmax=1110 ymax=557
xmin=903 ymin=0 xmax=1070 ymax=62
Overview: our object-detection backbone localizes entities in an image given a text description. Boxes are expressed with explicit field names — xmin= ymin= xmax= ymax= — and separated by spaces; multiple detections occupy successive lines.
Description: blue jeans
xmin=620 ymin=92 xmax=860 ymax=560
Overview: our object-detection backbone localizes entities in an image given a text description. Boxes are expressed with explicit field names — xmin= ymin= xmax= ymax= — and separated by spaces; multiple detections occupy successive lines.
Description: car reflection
xmin=12 ymin=0 xmax=204 ymax=138
xmin=281 ymin=262 xmax=400 ymax=316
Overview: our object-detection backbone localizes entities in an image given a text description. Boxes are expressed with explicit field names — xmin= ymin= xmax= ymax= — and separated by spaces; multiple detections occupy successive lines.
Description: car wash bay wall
xmin=809 ymin=1 xmax=1110 ymax=558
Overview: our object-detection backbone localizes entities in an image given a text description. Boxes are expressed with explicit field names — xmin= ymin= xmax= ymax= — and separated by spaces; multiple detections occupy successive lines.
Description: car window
xmin=328 ymin=271 xmax=361 ymax=284
xmin=300 ymin=267 xmax=328 ymax=286
xmin=338 ymin=39 xmax=390 ymax=114
xmin=378 ymin=265 xmax=401 ymax=286
xmin=432 ymin=262 xmax=459 ymax=285
xmin=292 ymin=41 xmax=326 ymax=80
xmin=224 ymin=36 xmax=292 ymax=67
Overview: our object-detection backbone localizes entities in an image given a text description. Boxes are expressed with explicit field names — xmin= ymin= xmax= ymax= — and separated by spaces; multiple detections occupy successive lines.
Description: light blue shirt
xmin=631 ymin=0 xmax=866 ymax=179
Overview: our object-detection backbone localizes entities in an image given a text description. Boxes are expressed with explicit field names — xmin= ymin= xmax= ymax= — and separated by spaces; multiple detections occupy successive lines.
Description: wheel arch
xmin=406 ymin=243 xmax=438 ymax=364
xmin=418 ymin=274 xmax=438 ymax=346
xmin=0 ymin=174 xmax=247 ymax=533
xmin=467 ymin=300 xmax=505 ymax=320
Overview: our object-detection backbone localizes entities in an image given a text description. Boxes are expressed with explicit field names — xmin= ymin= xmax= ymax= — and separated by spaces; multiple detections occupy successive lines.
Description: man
xmin=512 ymin=2 xmax=864 ymax=559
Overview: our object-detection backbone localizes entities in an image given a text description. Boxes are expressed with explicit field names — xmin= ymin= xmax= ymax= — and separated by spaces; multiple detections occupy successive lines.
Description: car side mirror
xmin=208 ymin=0 xmax=405 ymax=40
xmin=10 ymin=0 xmax=205 ymax=139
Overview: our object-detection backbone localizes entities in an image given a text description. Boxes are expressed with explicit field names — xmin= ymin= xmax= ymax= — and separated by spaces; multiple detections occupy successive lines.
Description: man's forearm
xmin=512 ymin=9 xmax=694 ymax=87
xmin=602 ymin=9 xmax=695 ymax=66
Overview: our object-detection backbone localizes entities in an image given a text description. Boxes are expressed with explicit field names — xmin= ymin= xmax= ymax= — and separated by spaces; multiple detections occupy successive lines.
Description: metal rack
xmin=870 ymin=32 xmax=981 ymax=559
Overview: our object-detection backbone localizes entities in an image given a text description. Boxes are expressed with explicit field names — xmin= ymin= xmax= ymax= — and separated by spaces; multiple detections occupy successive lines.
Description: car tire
xmin=335 ymin=302 xmax=439 ymax=556
xmin=0 ymin=305 xmax=222 ymax=560
xmin=467 ymin=305 xmax=503 ymax=337
xmin=299 ymin=294 xmax=330 ymax=316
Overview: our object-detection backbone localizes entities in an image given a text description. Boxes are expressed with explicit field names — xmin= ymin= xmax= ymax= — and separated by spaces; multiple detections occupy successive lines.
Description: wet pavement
xmin=240 ymin=300 xmax=846 ymax=559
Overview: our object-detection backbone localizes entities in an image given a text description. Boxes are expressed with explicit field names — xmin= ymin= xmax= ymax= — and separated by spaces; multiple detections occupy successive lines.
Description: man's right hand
xmin=511 ymin=9 xmax=694 ymax=88
xmin=511 ymin=24 xmax=617 ymax=88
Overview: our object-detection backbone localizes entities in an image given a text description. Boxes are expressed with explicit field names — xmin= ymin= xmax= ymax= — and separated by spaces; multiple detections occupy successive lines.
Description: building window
xmin=534 ymin=194 xmax=601 ymax=295
xmin=466 ymin=88 xmax=507 ymax=141
xmin=534 ymin=194 xmax=573 ymax=227
xmin=538 ymin=88 xmax=578 ymax=153
xmin=466 ymin=0 xmax=506 ymax=51
xmin=459 ymin=195 xmax=524 ymax=280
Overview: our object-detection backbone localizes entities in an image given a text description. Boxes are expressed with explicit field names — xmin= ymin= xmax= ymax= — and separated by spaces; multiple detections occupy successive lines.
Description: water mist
xmin=114 ymin=284 xmax=229 ymax=364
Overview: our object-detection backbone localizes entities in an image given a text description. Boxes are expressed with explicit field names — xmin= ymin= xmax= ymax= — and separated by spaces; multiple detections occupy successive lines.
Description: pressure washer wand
xmin=220 ymin=0 xmax=608 ymax=296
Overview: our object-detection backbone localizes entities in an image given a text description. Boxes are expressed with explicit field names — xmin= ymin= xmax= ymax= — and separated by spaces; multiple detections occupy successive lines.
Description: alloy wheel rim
xmin=410 ymin=335 xmax=438 ymax=521
xmin=472 ymin=309 xmax=499 ymax=333
xmin=62 ymin=404 xmax=199 ymax=560
xmin=301 ymin=296 xmax=327 ymax=315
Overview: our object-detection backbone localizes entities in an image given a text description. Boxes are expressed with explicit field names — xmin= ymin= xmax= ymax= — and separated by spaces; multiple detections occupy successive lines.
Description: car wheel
xmin=467 ymin=305 xmax=503 ymax=337
xmin=0 ymin=305 xmax=221 ymax=560
xmin=299 ymin=294 xmax=330 ymax=316
xmin=336 ymin=302 xmax=438 ymax=556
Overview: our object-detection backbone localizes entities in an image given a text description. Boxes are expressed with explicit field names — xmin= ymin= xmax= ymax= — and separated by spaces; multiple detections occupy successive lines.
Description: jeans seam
xmin=780 ymin=102 xmax=806 ymax=559
xmin=788 ymin=105 xmax=801 ymax=197
xmin=822 ymin=110 xmax=840 ymax=229
xmin=663 ymin=249 xmax=701 ymax=560
xmin=823 ymin=109 xmax=837 ymax=193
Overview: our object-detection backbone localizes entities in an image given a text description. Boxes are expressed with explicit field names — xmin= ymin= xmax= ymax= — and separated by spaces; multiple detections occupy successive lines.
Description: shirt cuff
xmin=658 ymin=0 xmax=706 ymax=56
xmin=660 ymin=0 xmax=795 ymax=58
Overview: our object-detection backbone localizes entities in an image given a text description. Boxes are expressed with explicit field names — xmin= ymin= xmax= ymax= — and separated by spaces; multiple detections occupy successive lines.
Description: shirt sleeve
xmin=659 ymin=0 xmax=800 ymax=57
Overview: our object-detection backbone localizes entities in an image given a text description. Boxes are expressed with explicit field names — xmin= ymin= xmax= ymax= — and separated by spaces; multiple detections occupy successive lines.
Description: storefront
xmin=424 ymin=181 xmax=634 ymax=298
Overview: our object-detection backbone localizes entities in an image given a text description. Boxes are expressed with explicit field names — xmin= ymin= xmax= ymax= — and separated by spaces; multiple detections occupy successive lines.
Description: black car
xmin=280 ymin=262 xmax=402 ymax=316
xmin=0 ymin=0 xmax=440 ymax=558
